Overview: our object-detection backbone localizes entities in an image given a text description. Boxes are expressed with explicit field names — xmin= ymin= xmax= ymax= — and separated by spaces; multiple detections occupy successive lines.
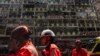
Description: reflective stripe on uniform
xmin=51 ymin=49 xmax=55 ymax=56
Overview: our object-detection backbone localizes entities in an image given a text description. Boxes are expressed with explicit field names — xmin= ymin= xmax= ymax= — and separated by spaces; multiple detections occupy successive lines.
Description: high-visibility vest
xmin=42 ymin=44 xmax=61 ymax=56
xmin=8 ymin=41 xmax=38 ymax=56
xmin=72 ymin=48 xmax=90 ymax=56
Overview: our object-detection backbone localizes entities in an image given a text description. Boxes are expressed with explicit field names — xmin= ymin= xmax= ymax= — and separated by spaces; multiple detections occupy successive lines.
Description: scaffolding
xmin=0 ymin=0 xmax=100 ymax=45
xmin=0 ymin=0 xmax=100 ymax=55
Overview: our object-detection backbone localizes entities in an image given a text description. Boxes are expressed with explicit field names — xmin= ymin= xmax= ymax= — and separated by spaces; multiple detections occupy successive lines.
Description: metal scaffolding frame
xmin=0 ymin=0 xmax=99 ymax=38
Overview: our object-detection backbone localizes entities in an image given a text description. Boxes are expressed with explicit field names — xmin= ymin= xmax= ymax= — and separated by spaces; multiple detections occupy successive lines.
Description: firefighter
xmin=72 ymin=39 xmax=90 ymax=56
xmin=40 ymin=29 xmax=61 ymax=56
xmin=8 ymin=25 xmax=38 ymax=56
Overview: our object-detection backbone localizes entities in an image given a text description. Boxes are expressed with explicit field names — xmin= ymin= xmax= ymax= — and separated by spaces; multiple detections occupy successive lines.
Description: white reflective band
xmin=51 ymin=49 xmax=55 ymax=56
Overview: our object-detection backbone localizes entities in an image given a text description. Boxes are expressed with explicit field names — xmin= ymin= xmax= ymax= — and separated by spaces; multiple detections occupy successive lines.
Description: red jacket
xmin=72 ymin=48 xmax=89 ymax=56
xmin=42 ymin=44 xmax=61 ymax=56
xmin=9 ymin=41 xmax=38 ymax=56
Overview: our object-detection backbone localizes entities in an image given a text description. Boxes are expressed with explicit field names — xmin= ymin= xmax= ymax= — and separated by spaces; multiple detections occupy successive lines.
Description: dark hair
xmin=11 ymin=25 xmax=32 ymax=39
xmin=45 ymin=36 xmax=55 ymax=50
xmin=50 ymin=36 xmax=55 ymax=43
xmin=17 ymin=34 xmax=31 ymax=42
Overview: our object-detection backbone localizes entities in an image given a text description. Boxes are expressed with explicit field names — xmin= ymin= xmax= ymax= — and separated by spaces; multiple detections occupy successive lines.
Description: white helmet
xmin=41 ymin=29 xmax=55 ymax=37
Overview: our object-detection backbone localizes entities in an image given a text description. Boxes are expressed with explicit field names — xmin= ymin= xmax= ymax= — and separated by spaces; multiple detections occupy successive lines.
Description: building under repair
xmin=0 ymin=0 xmax=100 ymax=56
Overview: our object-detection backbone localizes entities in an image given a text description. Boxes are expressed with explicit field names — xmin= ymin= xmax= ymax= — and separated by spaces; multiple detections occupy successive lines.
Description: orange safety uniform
xmin=72 ymin=48 xmax=89 ymax=56
xmin=9 ymin=41 xmax=38 ymax=56
xmin=42 ymin=44 xmax=61 ymax=56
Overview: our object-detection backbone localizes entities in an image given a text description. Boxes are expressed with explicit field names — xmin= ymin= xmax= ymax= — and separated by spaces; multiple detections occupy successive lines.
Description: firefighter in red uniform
xmin=40 ymin=29 xmax=61 ymax=56
xmin=8 ymin=25 xmax=38 ymax=56
xmin=72 ymin=39 xmax=89 ymax=56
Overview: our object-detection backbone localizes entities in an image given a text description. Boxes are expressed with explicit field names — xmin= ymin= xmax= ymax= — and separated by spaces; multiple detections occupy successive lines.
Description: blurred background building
xmin=92 ymin=0 xmax=100 ymax=21
xmin=0 ymin=0 xmax=100 ymax=55
xmin=0 ymin=0 xmax=99 ymax=37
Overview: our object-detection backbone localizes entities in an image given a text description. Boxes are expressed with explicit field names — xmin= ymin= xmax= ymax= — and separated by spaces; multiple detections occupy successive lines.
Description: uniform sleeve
xmin=71 ymin=49 xmax=75 ymax=56
xmin=55 ymin=48 xmax=61 ymax=56
xmin=51 ymin=48 xmax=61 ymax=56
xmin=17 ymin=49 xmax=32 ymax=56
xmin=83 ymin=49 xmax=90 ymax=56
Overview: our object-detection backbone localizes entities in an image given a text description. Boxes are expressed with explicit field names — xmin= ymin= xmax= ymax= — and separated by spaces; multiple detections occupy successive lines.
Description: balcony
xmin=87 ymin=24 xmax=94 ymax=27
xmin=0 ymin=25 xmax=6 ymax=34
xmin=67 ymin=32 xmax=71 ymax=36
xmin=0 ymin=29 xmax=5 ymax=34
xmin=60 ymin=7 xmax=66 ymax=12
xmin=65 ymin=0 xmax=74 ymax=5
xmin=66 ymin=23 xmax=78 ymax=27
xmin=79 ymin=24 xmax=85 ymax=27
xmin=6 ymin=27 xmax=14 ymax=35
xmin=51 ymin=23 xmax=55 ymax=27
xmin=0 ymin=1 xmax=10 ymax=4
xmin=79 ymin=28 xmax=87 ymax=32
xmin=71 ymin=15 xmax=77 ymax=19
xmin=61 ymin=23 xmax=65 ymax=27
xmin=64 ymin=15 xmax=70 ymax=19
xmin=61 ymin=32 xmax=66 ymax=36
xmin=86 ymin=28 xmax=96 ymax=31
xmin=81 ymin=3 xmax=90 ymax=6
xmin=21 ymin=19 xmax=34 ymax=26
xmin=6 ymin=24 xmax=19 ymax=28
xmin=46 ymin=23 xmax=67 ymax=27
xmin=56 ymin=23 xmax=60 ymax=27
xmin=23 ymin=3 xmax=34 ymax=8
xmin=23 ymin=8 xmax=34 ymax=12
xmin=97 ymin=28 xmax=100 ymax=31
xmin=87 ymin=16 xmax=97 ymax=20
xmin=95 ymin=21 xmax=100 ymax=27
xmin=35 ymin=24 xmax=40 ymax=27
xmin=66 ymin=23 xmax=69 ymax=26
xmin=37 ymin=16 xmax=45 ymax=19
xmin=47 ymin=15 xmax=64 ymax=19
xmin=34 ymin=8 xmax=47 ymax=12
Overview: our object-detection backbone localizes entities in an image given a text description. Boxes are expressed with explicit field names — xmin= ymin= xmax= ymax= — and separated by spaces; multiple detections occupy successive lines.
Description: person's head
xmin=75 ymin=39 xmax=82 ymax=50
xmin=41 ymin=29 xmax=55 ymax=45
xmin=9 ymin=25 xmax=32 ymax=51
